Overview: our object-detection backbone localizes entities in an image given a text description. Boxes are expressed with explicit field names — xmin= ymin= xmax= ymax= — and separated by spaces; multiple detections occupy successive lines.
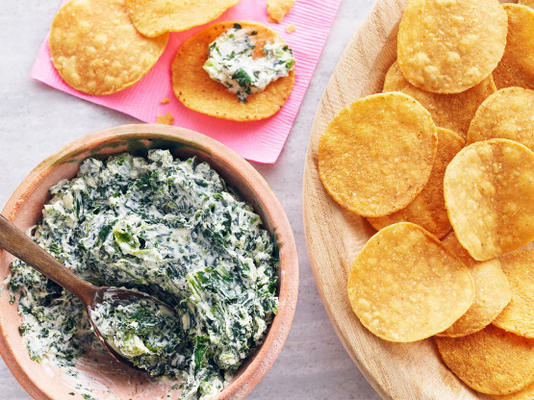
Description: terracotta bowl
xmin=0 ymin=124 xmax=298 ymax=400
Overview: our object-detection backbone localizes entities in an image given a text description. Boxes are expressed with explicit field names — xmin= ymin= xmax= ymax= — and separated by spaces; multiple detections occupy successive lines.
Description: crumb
xmin=286 ymin=24 xmax=296 ymax=33
xmin=266 ymin=0 xmax=296 ymax=23
xmin=160 ymin=97 xmax=170 ymax=104
xmin=156 ymin=112 xmax=174 ymax=125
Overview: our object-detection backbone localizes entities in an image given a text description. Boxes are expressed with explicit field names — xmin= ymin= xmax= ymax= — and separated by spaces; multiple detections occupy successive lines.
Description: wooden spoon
xmin=0 ymin=214 xmax=174 ymax=369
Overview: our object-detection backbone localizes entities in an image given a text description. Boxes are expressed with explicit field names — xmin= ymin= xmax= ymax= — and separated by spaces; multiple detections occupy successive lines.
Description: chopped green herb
xmin=232 ymin=69 xmax=252 ymax=89
xmin=91 ymin=294 xmax=184 ymax=377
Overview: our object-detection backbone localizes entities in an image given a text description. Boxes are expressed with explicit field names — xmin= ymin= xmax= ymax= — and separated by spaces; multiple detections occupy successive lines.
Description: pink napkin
xmin=31 ymin=0 xmax=342 ymax=163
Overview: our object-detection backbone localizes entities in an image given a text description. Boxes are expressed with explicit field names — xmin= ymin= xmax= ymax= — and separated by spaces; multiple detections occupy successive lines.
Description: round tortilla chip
xmin=383 ymin=62 xmax=496 ymax=138
xmin=494 ymin=4 xmax=534 ymax=90
xmin=397 ymin=0 xmax=507 ymax=94
xmin=367 ymin=127 xmax=464 ymax=238
xmin=49 ymin=0 xmax=168 ymax=95
xmin=493 ymin=249 xmax=534 ymax=339
xmin=519 ymin=0 xmax=534 ymax=10
xmin=125 ymin=0 xmax=241 ymax=38
xmin=439 ymin=233 xmax=511 ymax=337
xmin=435 ymin=325 xmax=534 ymax=395
xmin=318 ymin=92 xmax=437 ymax=217
xmin=444 ymin=139 xmax=534 ymax=261
xmin=493 ymin=381 xmax=534 ymax=400
xmin=467 ymin=87 xmax=534 ymax=151
xmin=171 ymin=21 xmax=295 ymax=121
xmin=347 ymin=222 xmax=474 ymax=342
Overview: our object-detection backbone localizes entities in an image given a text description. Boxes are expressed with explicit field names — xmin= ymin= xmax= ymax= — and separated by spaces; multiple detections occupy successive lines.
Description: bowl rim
xmin=0 ymin=123 xmax=299 ymax=400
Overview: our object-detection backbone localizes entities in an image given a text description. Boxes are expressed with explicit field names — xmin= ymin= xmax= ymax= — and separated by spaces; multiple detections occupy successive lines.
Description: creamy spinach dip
xmin=203 ymin=24 xmax=295 ymax=102
xmin=90 ymin=292 xmax=183 ymax=377
xmin=7 ymin=149 xmax=279 ymax=400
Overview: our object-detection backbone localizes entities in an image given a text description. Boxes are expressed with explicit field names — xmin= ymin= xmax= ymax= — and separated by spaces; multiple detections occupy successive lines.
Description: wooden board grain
xmin=302 ymin=0 xmax=491 ymax=398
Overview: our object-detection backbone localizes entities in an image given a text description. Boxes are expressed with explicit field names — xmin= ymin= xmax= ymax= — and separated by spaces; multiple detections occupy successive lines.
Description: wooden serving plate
xmin=303 ymin=0 xmax=491 ymax=399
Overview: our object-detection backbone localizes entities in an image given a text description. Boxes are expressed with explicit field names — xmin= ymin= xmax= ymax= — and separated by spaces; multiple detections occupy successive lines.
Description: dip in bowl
xmin=0 ymin=124 xmax=298 ymax=400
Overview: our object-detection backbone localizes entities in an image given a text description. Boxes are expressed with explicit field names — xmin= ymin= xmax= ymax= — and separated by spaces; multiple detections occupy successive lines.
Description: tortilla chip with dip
xmin=171 ymin=21 xmax=295 ymax=121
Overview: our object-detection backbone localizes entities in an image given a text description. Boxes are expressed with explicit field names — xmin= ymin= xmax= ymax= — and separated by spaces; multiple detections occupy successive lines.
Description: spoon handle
xmin=0 ymin=215 xmax=97 ymax=305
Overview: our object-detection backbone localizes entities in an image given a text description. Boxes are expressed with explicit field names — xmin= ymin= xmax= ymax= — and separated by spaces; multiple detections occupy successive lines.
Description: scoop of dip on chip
xmin=202 ymin=23 xmax=295 ymax=102
xmin=171 ymin=21 xmax=295 ymax=120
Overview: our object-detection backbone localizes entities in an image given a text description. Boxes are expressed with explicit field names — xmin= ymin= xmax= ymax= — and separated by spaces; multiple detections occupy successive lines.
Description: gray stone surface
xmin=0 ymin=0 xmax=381 ymax=398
